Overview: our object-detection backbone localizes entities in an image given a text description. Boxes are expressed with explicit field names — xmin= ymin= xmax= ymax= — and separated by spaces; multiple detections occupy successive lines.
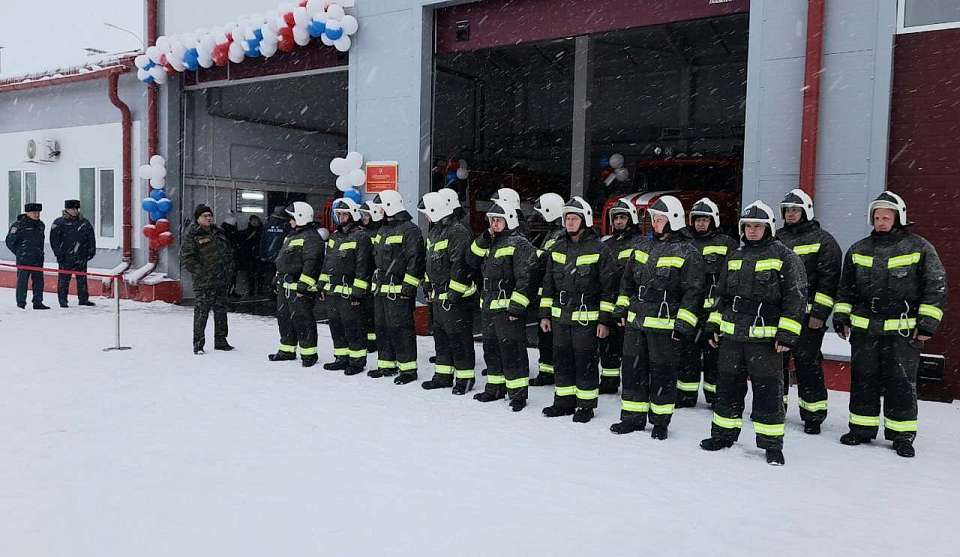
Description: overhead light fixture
xmin=240 ymin=191 xmax=265 ymax=201
xmin=240 ymin=206 xmax=265 ymax=214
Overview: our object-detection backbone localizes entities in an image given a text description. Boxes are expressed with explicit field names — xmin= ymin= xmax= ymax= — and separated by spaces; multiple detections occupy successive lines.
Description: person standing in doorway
xmin=180 ymin=204 xmax=235 ymax=354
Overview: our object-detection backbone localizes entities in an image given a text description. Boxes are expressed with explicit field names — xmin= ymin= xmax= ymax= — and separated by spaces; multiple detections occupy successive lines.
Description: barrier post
xmin=103 ymin=275 xmax=132 ymax=352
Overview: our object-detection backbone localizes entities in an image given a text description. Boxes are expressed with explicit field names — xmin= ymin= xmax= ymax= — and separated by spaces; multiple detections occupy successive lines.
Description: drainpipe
xmin=107 ymin=70 xmax=134 ymax=267
xmin=798 ymin=0 xmax=826 ymax=197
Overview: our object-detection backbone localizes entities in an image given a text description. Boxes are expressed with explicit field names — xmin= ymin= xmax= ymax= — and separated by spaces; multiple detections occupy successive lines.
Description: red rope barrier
xmin=0 ymin=263 xmax=123 ymax=280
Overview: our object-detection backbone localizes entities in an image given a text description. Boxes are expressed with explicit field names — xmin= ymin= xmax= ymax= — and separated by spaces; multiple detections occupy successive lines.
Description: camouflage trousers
xmin=194 ymin=287 xmax=229 ymax=348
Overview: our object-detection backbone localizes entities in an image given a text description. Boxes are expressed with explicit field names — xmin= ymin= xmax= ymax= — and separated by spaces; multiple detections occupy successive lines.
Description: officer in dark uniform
xmin=259 ymin=205 xmax=291 ymax=289
xmin=50 ymin=200 xmax=97 ymax=308
xmin=701 ymin=201 xmax=807 ymax=466
xmin=833 ymin=191 xmax=946 ymax=458
xmin=267 ymin=202 xmax=324 ymax=367
xmin=777 ymin=189 xmax=842 ymax=434
xmin=180 ymin=204 xmax=235 ymax=354
xmin=359 ymin=200 xmax=384 ymax=354
xmin=5 ymin=203 xmax=48 ymax=310
xmin=529 ymin=193 xmax=567 ymax=386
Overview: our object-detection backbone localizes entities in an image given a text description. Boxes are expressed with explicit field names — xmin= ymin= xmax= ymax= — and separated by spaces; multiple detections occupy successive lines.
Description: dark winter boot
xmin=700 ymin=437 xmax=734 ymax=451
xmin=268 ymin=351 xmax=296 ymax=362
xmin=367 ymin=368 xmax=384 ymax=378
xmin=803 ymin=422 xmax=822 ymax=435
xmin=473 ymin=391 xmax=505 ymax=402
xmin=301 ymin=355 xmax=319 ymax=368
xmin=193 ymin=341 xmax=205 ymax=355
xmin=598 ymin=376 xmax=619 ymax=395
xmin=542 ymin=405 xmax=575 ymax=418
xmin=840 ymin=432 xmax=870 ymax=446
xmin=214 ymin=340 xmax=234 ymax=351
xmin=529 ymin=373 xmax=555 ymax=386
xmin=766 ymin=449 xmax=785 ymax=466
xmin=381 ymin=368 xmax=399 ymax=378
xmin=572 ymin=408 xmax=594 ymax=423
xmin=451 ymin=378 xmax=475 ymax=395
xmin=394 ymin=372 xmax=417 ymax=385
xmin=610 ymin=419 xmax=646 ymax=435
xmin=651 ymin=425 xmax=669 ymax=440
xmin=60 ymin=302 xmax=69 ymax=308
xmin=510 ymin=398 xmax=527 ymax=412
xmin=34 ymin=303 xmax=50 ymax=310
xmin=323 ymin=358 xmax=349 ymax=371
xmin=421 ymin=379 xmax=449 ymax=390
xmin=893 ymin=440 xmax=916 ymax=458
xmin=79 ymin=300 xmax=96 ymax=307
xmin=344 ymin=366 xmax=365 ymax=376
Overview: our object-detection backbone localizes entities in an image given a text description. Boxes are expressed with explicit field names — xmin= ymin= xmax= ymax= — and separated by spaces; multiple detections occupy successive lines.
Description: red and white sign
xmin=365 ymin=162 xmax=399 ymax=193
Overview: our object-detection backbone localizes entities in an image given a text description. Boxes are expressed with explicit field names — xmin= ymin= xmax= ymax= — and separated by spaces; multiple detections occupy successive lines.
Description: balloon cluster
xmin=445 ymin=159 xmax=469 ymax=186
xmin=330 ymin=151 xmax=366 ymax=192
xmin=139 ymin=155 xmax=175 ymax=249
xmin=601 ymin=153 xmax=630 ymax=187
xmin=135 ymin=0 xmax=359 ymax=85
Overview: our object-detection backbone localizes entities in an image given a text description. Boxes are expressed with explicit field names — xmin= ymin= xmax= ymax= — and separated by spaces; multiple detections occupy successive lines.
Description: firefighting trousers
xmin=362 ymin=297 xmax=376 ymax=349
xmin=619 ymin=329 xmax=682 ymax=427
xmin=57 ymin=263 xmax=89 ymax=304
xmin=481 ymin=311 xmax=528 ymax=401
xmin=327 ymin=294 xmax=368 ymax=370
xmin=15 ymin=269 xmax=44 ymax=306
xmin=552 ymin=322 xmax=600 ymax=410
xmin=598 ymin=323 xmax=625 ymax=390
xmin=374 ymin=295 xmax=418 ymax=376
xmin=676 ymin=333 xmax=707 ymax=406
xmin=848 ymin=333 xmax=921 ymax=443
xmin=711 ymin=340 xmax=785 ymax=450
xmin=783 ymin=322 xmax=828 ymax=424
xmin=275 ymin=289 xmax=318 ymax=360
xmin=430 ymin=300 xmax=476 ymax=387
xmin=193 ymin=287 xmax=229 ymax=346
xmin=537 ymin=326 xmax=554 ymax=376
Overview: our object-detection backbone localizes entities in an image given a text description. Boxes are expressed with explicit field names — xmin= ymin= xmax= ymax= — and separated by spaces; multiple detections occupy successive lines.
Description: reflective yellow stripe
xmin=600 ymin=367 xmax=620 ymax=377
xmin=778 ymin=317 xmax=802 ymax=335
xmin=703 ymin=382 xmax=716 ymax=394
xmin=455 ymin=369 xmax=475 ymax=379
xmin=572 ymin=310 xmax=600 ymax=322
xmin=884 ymin=318 xmax=916 ymax=331
xmin=339 ymin=241 xmax=357 ymax=251
xmin=494 ymin=246 xmax=515 ymax=258
xmin=333 ymin=347 xmax=350 ymax=357
xmin=919 ymin=304 xmax=943 ymax=321
xmin=449 ymin=279 xmax=472 ymax=294
xmin=555 ymin=385 xmax=576 ymax=397
xmin=471 ymin=241 xmax=489 ymax=257
xmin=616 ymin=295 xmax=630 ymax=307
xmin=749 ymin=326 xmax=777 ymax=338
xmin=490 ymin=299 xmax=510 ymax=310
xmin=656 ymin=256 xmax=685 ymax=269
xmin=850 ymin=314 xmax=870 ymax=329
xmin=299 ymin=274 xmax=317 ymax=287
xmin=576 ymin=388 xmax=599 ymax=400
xmin=703 ymin=297 xmax=716 ymax=309
xmin=378 ymin=360 xmax=397 ymax=369
xmin=643 ymin=316 xmax=675 ymax=330
xmin=540 ymin=297 xmax=554 ymax=309
xmin=703 ymin=245 xmax=728 ymax=256
xmin=300 ymin=346 xmax=318 ymax=356
xmin=677 ymin=308 xmax=698 ymax=327
xmin=543 ymin=239 xmax=557 ymax=250
xmin=850 ymin=413 xmax=881 ymax=427
xmin=753 ymin=421 xmax=785 ymax=437
xmin=884 ymin=417 xmax=918 ymax=432
xmin=793 ymin=243 xmax=821 ymax=256
xmin=371 ymin=235 xmax=382 ymax=245
xmin=576 ymin=253 xmax=600 ymax=266
xmin=634 ymin=250 xmax=649 ymax=264
xmin=333 ymin=285 xmax=353 ymax=296
xmin=348 ymin=349 xmax=367 ymax=359
xmin=403 ymin=274 xmax=421 ymax=287
xmin=621 ymin=400 xmax=649 ymax=413
xmin=852 ymin=253 xmax=873 ymax=268
xmin=712 ymin=413 xmax=743 ymax=429
xmin=708 ymin=311 xmax=722 ymax=325
xmin=397 ymin=361 xmax=417 ymax=372
xmin=754 ymin=259 xmax=783 ymax=272
xmin=888 ymin=252 xmax=921 ymax=269
xmin=367 ymin=333 xmax=377 ymax=341
xmin=353 ymin=278 xmax=369 ymax=290
xmin=834 ymin=302 xmax=852 ymax=314
xmin=720 ymin=319 xmax=735 ymax=335
xmin=385 ymin=235 xmax=404 ymax=245
xmin=728 ymin=260 xmax=743 ymax=271
xmin=278 ymin=343 xmax=296 ymax=353
xmin=676 ymin=380 xmax=700 ymax=392
xmin=551 ymin=307 xmax=562 ymax=318
xmin=505 ymin=377 xmax=529 ymax=389
xmin=432 ymin=239 xmax=449 ymax=252
xmin=814 ymin=292 xmax=834 ymax=308
xmin=327 ymin=239 xmax=335 ymax=248
xmin=435 ymin=364 xmax=454 ymax=374
xmin=650 ymin=402 xmax=675 ymax=415
xmin=319 ymin=273 xmax=331 ymax=283
xmin=538 ymin=363 xmax=554 ymax=373
xmin=600 ymin=301 xmax=616 ymax=313
xmin=510 ymin=291 xmax=530 ymax=308
xmin=618 ymin=248 xmax=633 ymax=260
xmin=798 ymin=398 xmax=828 ymax=412
xmin=282 ymin=283 xmax=298 ymax=291
xmin=289 ymin=239 xmax=305 ymax=247
xmin=487 ymin=375 xmax=506 ymax=385
xmin=552 ymin=252 xmax=567 ymax=264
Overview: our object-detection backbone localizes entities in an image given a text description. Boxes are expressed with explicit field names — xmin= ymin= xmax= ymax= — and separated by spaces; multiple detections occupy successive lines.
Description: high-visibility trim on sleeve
xmin=814 ymin=292 xmax=834 ymax=308
xmin=298 ymin=274 xmax=317 ymax=287
xmin=616 ymin=295 xmax=631 ymax=307
xmin=540 ymin=297 xmax=554 ymax=309
xmin=403 ymin=274 xmax=421 ymax=287
xmin=494 ymin=246 xmax=516 ymax=258
xmin=728 ymin=259 xmax=742 ymax=271
xmin=510 ymin=291 xmax=530 ymax=308
xmin=778 ymin=317 xmax=802 ymax=335
xmin=600 ymin=301 xmax=616 ymax=313
xmin=552 ymin=252 xmax=567 ymax=264
xmin=919 ymin=304 xmax=943 ymax=321
xmin=471 ymin=241 xmax=489 ymax=257
xmin=677 ymin=308 xmax=698 ymax=327
xmin=834 ymin=302 xmax=852 ymax=314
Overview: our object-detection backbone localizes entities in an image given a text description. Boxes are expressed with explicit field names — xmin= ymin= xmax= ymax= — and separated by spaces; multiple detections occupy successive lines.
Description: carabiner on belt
xmin=386 ymin=278 xmax=397 ymax=301
xmin=657 ymin=291 xmax=670 ymax=320
xmin=898 ymin=301 xmax=912 ymax=338
xmin=751 ymin=303 xmax=765 ymax=335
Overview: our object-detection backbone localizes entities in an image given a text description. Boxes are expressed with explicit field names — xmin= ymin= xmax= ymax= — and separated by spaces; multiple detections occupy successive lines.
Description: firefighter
xmin=676 ymin=198 xmax=739 ymax=408
xmin=598 ymin=197 xmax=643 ymax=395
xmin=369 ymin=190 xmax=426 ymax=385
xmin=419 ymin=191 xmax=478 ymax=395
xmin=610 ymin=196 xmax=704 ymax=439
xmin=467 ymin=201 xmax=537 ymax=411
xmin=700 ymin=201 xmax=807 ymax=466
xmin=777 ymin=189 xmax=842 ymax=433
xmin=267 ymin=202 xmax=325 ymax=367
xmin=529 ymin=192 xmax=567 ymax=386
xmin=539 ymin=197 xmax=619 ymax=423
xmin=491 ymin=188 xmax=528 ymax=236
xmin=320 ymin=198 xmax=374 ymax=376
xmin=833 ymin=191 xmax=946 ymax=458
xmin=359 ymin=199 xmax=384 ymax=354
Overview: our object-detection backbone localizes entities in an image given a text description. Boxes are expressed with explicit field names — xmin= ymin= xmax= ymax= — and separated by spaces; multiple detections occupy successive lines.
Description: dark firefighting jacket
xmin=372 ymin=212 xmax=426 ymax=299
xmin=320 ymin=221 xmax=374 ymax=300
xmin=682 ymin=226 xmax=739 ymax=316
xmin=467 ymin=228 xmax=537 ymax=316
xmin=777 ymin=219 xmax=842 ymax=322
xmin=274 ymin=222 xmax=325 ymax=293
xmin=539 ymin=227 xmax=620 ymax=326
xmin=424 ymin=216 xmax=476 ymax=304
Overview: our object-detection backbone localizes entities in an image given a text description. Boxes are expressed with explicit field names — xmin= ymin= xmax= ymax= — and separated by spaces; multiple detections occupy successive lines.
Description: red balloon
xmin=283 ymin=12 xmax=296 ymax=27
xmin=298 ymin=0 xmax=308 ymax=6
xmin=158 ymin=231 xmax=175 ymax=247
xmin=278 ymin=27 xmax=295 ymax=53
xmin=143 ymin=224 xmax=158 ymax=240
xmin=212 ymin=43 xmax=229 ymax=66
xmin=155 ymin=219 xmax=170 ymax=234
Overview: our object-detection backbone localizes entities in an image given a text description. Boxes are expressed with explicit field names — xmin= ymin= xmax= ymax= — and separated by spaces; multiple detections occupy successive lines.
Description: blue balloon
xmin=183 ymin=49 xmax=199 ymax=71
xmin=244 ymin=45 xmax=261 ymax=58
xmin=309 ymin=20 xmax=327 ymax=38
xmin=142 ymin=198 xmax=158 ymax=212
xmin=324 ymin=26 xmax=343 ymax=41
xmin=157 ymin=198 xmax=173 ymax=213
xmin=344 ymin=188 xmax=362 ymax=204
xmin=254 ymin=28 xmax=264 ymax=41
xmin=150 ymin=210 xmax=164 ymax=222
xmin=600 ymin=156 xmax=610 ymax=168
xmin=150 ymin=189 xmax=165 ymax=201
xmin=143 ymin=60 xmax=156 ymax=71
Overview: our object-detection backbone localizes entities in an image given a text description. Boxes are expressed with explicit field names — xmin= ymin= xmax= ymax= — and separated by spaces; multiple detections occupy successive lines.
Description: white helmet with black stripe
xmin=332 ymin=197 xmax=362 ymax=225
xmin=418 ymin=191 xmax=454 ymax=222
xmin=372 ymin=190 xmax=406 ymax=217
xmin=647 ymin=195 xmax=685 ymax=232
xmin=534 ymin=192 xmax=564 ymax=223
xmin=739 ymin=200 xmax=777 ymax=237
xmin=563 ymin=196 xmax=594 ymax=229
xmin=689 ymin=197 xmax=720 ymax=229
xmin=487 ymin=202 xmax=520 ymax=230
xmin=780 ymin=188 xmax=815 ymax=221
xmin=868 ymin=190 xmax=908 ymax=227
xmin=285 ymin=201 xmax=315 ymax=227
xmin=608 ymin=197 xmax=640 ymax=226
xmin=491 ymin=188 xmax=521 ymax=210
xmin=359 ymin=200 xmax=384 ymax=223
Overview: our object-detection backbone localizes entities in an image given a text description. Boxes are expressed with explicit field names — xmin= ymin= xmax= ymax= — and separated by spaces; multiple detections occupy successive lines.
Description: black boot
xmin=59 ymin=302 xmax=69 ymax=308
xmin=529 ymin=373 xmax=555 ymax=386
xmin=394 ymin=372 xmax=417 ymax=385
xmin=367 ymin=368 xmax=385 ymax=378
xmin=421 ymin=379 xmax=450 ymax=390
xmin=214 ymin=340 xmax=234 ymax=351
xmin=17 ymin=303 xmax=26 ymax=310
xmin=79 ymin=300 xmax=96 ymax=307
xmin=193 ymin=341 xmax=205 ymax=355
xmin=34 ymin=303 xmax=50 ymax=310
xmin=651 ymin=425 xmax=669 ymax=440
xmin=381 ymin=368 xmax=399 ymax=378
xmin=474 ymin=391 xmax=505 ymax=402
xmin=610 ymin=419 xmax=645 ymax=435
xmin=572 ymin=408 xmax=594 ymax=423
xmin=510 ymin=399 xmax=526 ymax=412
xmin=323 ymin=358 xmax=348 ymax=371
xmin=893 ymin=440 xmax=916 ymax=458
xmin=542 ymin=405 xmax=575 ymax=418
xmin=598 ymin=376 xmax=619 ymax=395
xmin=344 ymin=366 xmax=365 ymax=376
xmin=840 ymin=432 xmax=870 ymax=446
xmin=803 ymin=422 xmax=822 ymax=435
xmin=301 ymin=355 xmax=318 ymax=368
xmin=700 ymin=437 xmax=734 ymax=451
xmin=268 ymin=351 xmax=296 ymax=362
xmin=766 ymin=449 xmax=785 ymax=466
xmin=452 ymin=378 xmax=475 ymax=395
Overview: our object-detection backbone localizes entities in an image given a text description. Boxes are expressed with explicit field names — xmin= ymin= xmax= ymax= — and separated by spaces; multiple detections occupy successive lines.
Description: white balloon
xmin=150 ymin=178 xmax=166 ymax=190
xmin=325 ymin=20 xmax=342 ymax=35
xmin=329 ymin=157 xmax=347 ymax=176
xmin=152 ymin=165 xmax=168 ymax=180
xmin=348 ymin=168 xmax=366 ymax=187
xmin=228 ymin=41 xmax=246 ymax=63
xmin=156 ymin=36 xmax=172 ymax=53
xmin=259 ymin=40 xmax=278 ymax=58
xmin=456 ymin=167 xmax=469 ymax=181
xmin=265 ymin=16 xmax=279 ymax=34
xmin=146 ymin=46 xmax=163 ymax=64
xmin=137 ymin=68 xmax=150 ymax=81
xmin=326 ymin=4 xmax=345 ymax=20
xmin=333 ymin=35 xmax=351 ymax=52
xmin=293 ymin=6 xmax=311 ymax=26
xmin=150 ymin=155 xmax=166 ymax=167
xmin=198 ymin=53 xmax=215 ymax=68
xmin=293 ymin=26 xmax=311 ymax=46
xmin=134 ymin=54 xmax=150 ymax=69
xmin=614 ymin=167 xmax=630 ymax=182
xmin=339 ymin=0 xmax=356 ymax=7
xmin=336 ymin=176 xmax=352 ymax=192
xmin=345 ymin=151 xmax=363 ymax=169
xmin=458 ymin=158 xmax=468 ymax=170
xmin=139 ymin=164 xmax=154 ymax=179
xmin=320 ymin=33 xmax=335 ymax=46
xmin=609 ymin=153 xmax=625 ymax=169
xmin=340 ymin=15 xmax=359 ymax=35
xmin=148 ymin=66 xmax=167 ymax=84
xmin=198 ymin=34 xmax=216 ymax=55
xmin=306 ymin=0 xmax=325 ymax=18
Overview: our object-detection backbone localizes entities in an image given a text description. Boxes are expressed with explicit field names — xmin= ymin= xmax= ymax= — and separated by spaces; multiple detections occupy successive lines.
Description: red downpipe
xmin=147 ymin=0 xmax=160 ymax=264
xmin=107 ymin=70 xmax=134 ymax=263
xmin=798 ymin=0 xmax=826 ymax=197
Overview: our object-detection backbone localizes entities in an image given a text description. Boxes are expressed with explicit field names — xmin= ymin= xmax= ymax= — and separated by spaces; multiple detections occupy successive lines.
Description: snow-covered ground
xmin=1 ymin=289 xmax=957 ymax=556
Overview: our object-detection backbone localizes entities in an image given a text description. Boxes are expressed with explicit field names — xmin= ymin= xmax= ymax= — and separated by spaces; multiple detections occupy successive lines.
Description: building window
xmin=79 ymin=167 xmax=116 ymax=238
xmin=898 ymin=0 xmax=960 ymax=34
xmin=7 ymin=170 xmax=37 ymax=228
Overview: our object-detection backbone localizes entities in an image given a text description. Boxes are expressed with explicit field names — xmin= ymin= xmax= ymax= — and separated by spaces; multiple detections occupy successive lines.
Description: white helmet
xmin=534 ymin=192 xmax=565 ymax=223
xmin=285 ymin=201 xmax=315 ymax=227
xmin=647 ymin=195 xmax=685 ymax=232
xmin=608 ymin=197 xmax=640 ymax=226
xmin=868 ymin=191 xmax=907 ymax=227
xmin=739 ymin=201 xmax=777 ymax=237
xmin=487 ymin=202 xmax=519 ymax=230
xmin=359 ymin=200 xmax=384 ymax=223
xmin=418 ymin=191 xmax=454 ymax=222
xmin=563 ymin=196 xmax=594 ymax=229
xmin=438 ymin=188 xmax=461 ymax=211
xmin=373 ymin=190 xmax=406 ymax=217
xmin=491 ymin=188 xmax=521 ymax=210
xmin=332 ymin=197 xmax=362 ymax=224
xmin=689 ymin=197 xmax=720 ymax=229
xmin=780 ymin=188 xmax=815 ymax=221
